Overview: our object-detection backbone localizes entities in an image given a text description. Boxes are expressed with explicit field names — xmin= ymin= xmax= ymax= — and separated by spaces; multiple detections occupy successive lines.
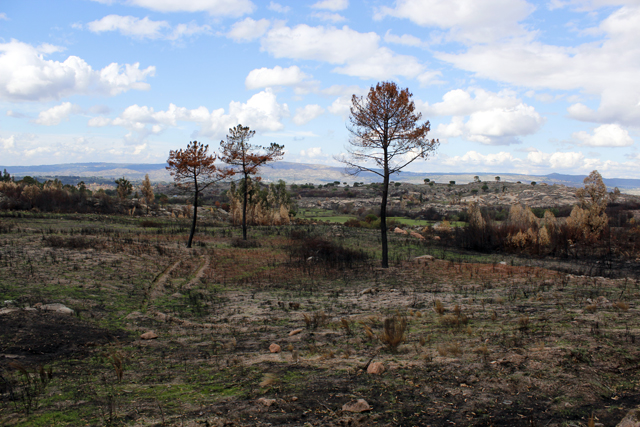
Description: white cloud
xmin=0 ymin=13 xmax=8 ymax=21
xmin=87 ymin=15 xmax=169 ymax=39
xmin=311 ymin=0 xmax=349 ymax=11
xmin=527 ymin=150 xmax=585 ymax=169
xmin=293 ymin=104 xmax=324 ymax=125
xmin=117 ymin=0 xmax=255 ymax=16
xmin=1 ymin=135 xmax=15 ymax=149
xmin=268 ymin=2 xmax=290 ymax=13
xmin=436 ymin=6 xmax=640 ymax=128
xmin=88 ymin=116 xmax=112 ymax=127
xmin=572 ymin=123 xmax=634 ymax=147
xmin=300 ymin=147 xmax=323 ymax=158
xmin=261 ymin=24 xmax=429 ymax=80
xmin=384 ymin=30 xmax=425 ymax=47
xmin=424 ymin=89 xmax=545 ymax=145
xmin=227 ymin=17 xmax=270 ymax=42
xmin=0 ymin=39 xmax=155 ymax=102
xmin=34 ymin=102 xmax=81 ymax=126
xmin=245 ymin=65 xmax=309 ymax=90
xmin=83 ymin=15 xmax=210 ymax=40
xmin=375 ymin=0 xmax=534 ymax=43
xmin=311 ymin=12 xmax=347 ymax=22
xmin=6 ymin=110 xmax=28 ymax=119
xmin=99 ymin=89 xmax=288 ymax=141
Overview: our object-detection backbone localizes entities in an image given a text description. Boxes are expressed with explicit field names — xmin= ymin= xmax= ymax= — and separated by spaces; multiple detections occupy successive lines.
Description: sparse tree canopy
xmin=571 ymin=170 xmax=609 ymax=239
xmin=219 ymin=124 xmax=284 ymax=240
xmin=336 ymin=81 xmax=438 ymax=268
xmin=115 ymin=177 xmax=132 ymax=200
xmin=141 ymin=174 xmax=154 ymax=213
xmin=167 ymin=141 xmax=234 ymax=248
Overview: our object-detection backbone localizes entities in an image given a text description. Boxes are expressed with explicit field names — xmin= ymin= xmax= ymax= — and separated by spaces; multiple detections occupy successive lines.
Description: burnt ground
xmin=1 ymin=216 xmax=640 ymax=426
xmin=0 ymin=310 xmax=130 ymax=366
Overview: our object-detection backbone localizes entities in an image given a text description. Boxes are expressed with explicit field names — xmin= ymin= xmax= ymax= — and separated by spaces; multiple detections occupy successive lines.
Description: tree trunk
xmin=380 ymin=172 xmax=389 ymax=268
xmin=242 ymin=175 xmax=248 ymax=240
xmin=187 ymin=189 xmax=198 ymax=248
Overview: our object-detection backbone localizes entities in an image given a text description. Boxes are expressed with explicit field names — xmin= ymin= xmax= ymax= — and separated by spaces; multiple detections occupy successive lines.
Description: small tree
xmin=495 ymin=176 xmax=500 ymax=182
xmin=141 ymin=174 xmax=154 ymax=214
xmin=473 ymin=176 xmax=480 ymax=183
xmin=220 ymin=124 xmax=284 ymax=240
xmin=336 ymin=81 xmax=438 ymax=268
xmin=570 ymin=170 xmax=609 ymax=240
xmin=167 ymin=141 xmax=234 ymax=248
xmin=115 ymin=177 xmax=132 ymax=200
xmin=424 ymin=178 xmax=430 ymax=184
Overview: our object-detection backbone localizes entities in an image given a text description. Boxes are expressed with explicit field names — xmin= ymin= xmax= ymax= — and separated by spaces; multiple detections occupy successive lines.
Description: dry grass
xmin=378 ymin=314 xmax=407 ymax=352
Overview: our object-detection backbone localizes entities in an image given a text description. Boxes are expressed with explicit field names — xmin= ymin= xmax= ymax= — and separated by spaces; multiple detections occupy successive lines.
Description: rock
xmin=342 ymin=399 xmax=372 ymax=413
xmin=125 ymin=311 xmax=143 ymax=319
xmin=596 ymin=296 xmax=612 ymax=308
xmin=289 ymin=328 xmax=303 ymax=336
xmin=413 ymin=255 xmax=435 ymax=263
xmin=141 ymin=331 xmax=158 ymax=340
xmin=410 ymin=231 xmax=425 ymax=240
xmin=257 ymin=397 xmax=276 ymax=407
xmin=0 ymin=307 xmax=19 ymax=315
xmin=367 ymin=362 xmax=385 ymax=375
xmin=433 ymin=236 xmax=441 ymax=241
xmin=616 ymin=408 xmax=640 ymax=427
xmin=269 ymin=343 xmax=281 ymax=353
xmin=394 ymin=227 xmax=408 ymax=235
xmin=359 ymin=288 xmax=378 ymax=296
xmin=40 ymin=303 xmax=74 ymax=315
xmin=499 ymin=261 xmax=507 ymax=265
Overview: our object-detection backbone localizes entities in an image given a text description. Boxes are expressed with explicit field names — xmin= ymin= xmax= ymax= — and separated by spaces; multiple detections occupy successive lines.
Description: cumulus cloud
xmin=261 ymin=24 xmax=430 ymax=80
xmin=227 ymin=17 xmax=271 ymax=42
xmin=293 ymin=104 xmax=324 ymax=125
xmin=311 ymin=12 xmax=347 ymax=22
xmin=34 ymin=102 xmax=81 ymax=126
xmin=0 ymin=39 xmax=155 ymax=102
xmin=435 ymin=6 xmax=640 ymax=128
xmin=440 ymin=150 xmax=517 ymax=167
xmin=384 ymin=30 xmax=426 ymax=47
xmin=1 ymin=135 xmax=15 ymax=150
xmin=375 ymin=0 xmax=534 ymax=44
xmin=424 ymin=89 xmax=545 ymax=145
xmin=527 ymin=150 xmax=585 ymax=169
xmin=245 ymin=65 xmax=310 ymax=90
xmin=300 ymin=147 xmax=323 ymax=158
xmin=268 ymin=2 xmax=290 ymax=13
xmin=96 ymin=0 xmax=255 ymax=16
xmin=95 ymin=89 xmax=288 ymax=141
xmin=311 ymin=0 xmax=349 ymax=11
xmin=87 ymin=15 xmax=169 ymax=39
xmin=572 ymin=123 xmax=634 ymax=147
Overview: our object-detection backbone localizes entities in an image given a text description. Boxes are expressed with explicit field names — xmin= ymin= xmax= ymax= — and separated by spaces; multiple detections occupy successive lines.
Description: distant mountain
xmin=3 ymin=162 xmax=640 ymax=191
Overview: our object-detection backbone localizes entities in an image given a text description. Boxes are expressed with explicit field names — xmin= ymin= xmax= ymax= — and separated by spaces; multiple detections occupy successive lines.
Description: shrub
xmin=287 ymin=235 xmax=368 ymax=269
xmin=379 ymin=314 xmax=407 ymax=353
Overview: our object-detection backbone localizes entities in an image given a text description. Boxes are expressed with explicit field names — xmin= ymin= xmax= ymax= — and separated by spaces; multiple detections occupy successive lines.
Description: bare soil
xmin=1 ymin=214 xmax=640 ymax=426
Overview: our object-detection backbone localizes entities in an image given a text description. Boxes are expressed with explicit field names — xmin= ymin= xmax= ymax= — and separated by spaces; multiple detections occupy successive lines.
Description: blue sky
xmin=1 ymin=0 xmax=640 ymax=178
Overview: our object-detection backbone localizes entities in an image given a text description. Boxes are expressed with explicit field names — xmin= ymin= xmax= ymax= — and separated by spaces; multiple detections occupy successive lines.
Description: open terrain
xmin=1 ymin=211 xmax=640 ymax=427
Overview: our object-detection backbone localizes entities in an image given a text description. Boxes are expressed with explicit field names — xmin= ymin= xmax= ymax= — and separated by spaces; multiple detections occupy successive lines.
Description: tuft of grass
xmin=379 ymin=314 xmax=407 ymax=353
xmin=434 ymin=299 xmax=445 ymax=315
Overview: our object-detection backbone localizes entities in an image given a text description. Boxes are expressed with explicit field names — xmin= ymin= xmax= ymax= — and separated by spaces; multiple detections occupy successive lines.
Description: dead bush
xmin=379 ymin=314 xmax=407 ymax=353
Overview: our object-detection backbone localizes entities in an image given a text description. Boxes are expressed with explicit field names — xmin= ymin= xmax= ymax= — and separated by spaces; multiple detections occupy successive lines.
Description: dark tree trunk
xmin=242 ymin=175 xmax=248 ymax=240
xmin=381 ymin=142 xmax=390 ymax=268
xmin=187 ymin=187 xmax=198 ymax=248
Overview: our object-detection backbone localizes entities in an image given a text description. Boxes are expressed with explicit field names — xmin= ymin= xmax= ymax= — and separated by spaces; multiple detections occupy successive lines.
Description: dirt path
xmin=183 ymin=256 xmax=209 ymax=290
xmin=142 ymin=259 xmax=182 ymax=309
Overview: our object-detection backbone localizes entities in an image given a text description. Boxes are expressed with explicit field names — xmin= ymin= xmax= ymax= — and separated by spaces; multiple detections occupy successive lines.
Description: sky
xmin=1 ymin=0 xmax=640 ymax=178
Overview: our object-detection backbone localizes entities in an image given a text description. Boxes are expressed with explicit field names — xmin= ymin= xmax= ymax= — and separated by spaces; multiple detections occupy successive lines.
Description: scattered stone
xmin=289 ymin=328 xmax=303 ymax=336
xmin=40 ymin=303 xmax=74 ymax=315
xmin=269 ymin=343 xmax=281 ymax=353
xmin=499 ymin=261 xmax=507 ymax=265
xmin=367 ymin=362 xmax=385 ymax=375
xmin=410 ymin=231 xmax=425 ymax=240
xmin=596 ymin=296 xmax=612 ymax=308
xmin=141 ymin=331 xmax=158 ymax=340
xmin=413 ymin=255 xmax=435 ymax=263
xmin=433 ymin=236 xmax=441 ymax=241
xmin=617 ymin=408 xmax=640 ymax=427
xmin=125 ymin=311 xmax=143 ymax=320
xmin=342 ymin=399 xmax=372 ymax=413
xmin=0 ymin=307 xmax=19 ymax=315
xmin=393 ymin=227 xmax=408 ymax=235
xmin=257 ymin=398 xmax=276 ymax=407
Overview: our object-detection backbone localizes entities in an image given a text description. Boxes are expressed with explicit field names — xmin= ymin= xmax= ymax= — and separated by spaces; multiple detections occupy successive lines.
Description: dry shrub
xmin=434 ymin=299 xmax=445 ymax=315
xmin=615 ymin=301 xmax=630 ymax=311
xmin=287 ymin=235 xmax=368 ymax=269
xmin=437 ymin=342 xmax=462 ymax=357
xmin=303 ymin=311 xmax=328 ymax=329
xmin=379 ymin=314 xmax=407 ymax=353
xmin=440 ymin=313 xmax=469 ymax=328
xmin=585 ymin=303 xmax=597 ymax=313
